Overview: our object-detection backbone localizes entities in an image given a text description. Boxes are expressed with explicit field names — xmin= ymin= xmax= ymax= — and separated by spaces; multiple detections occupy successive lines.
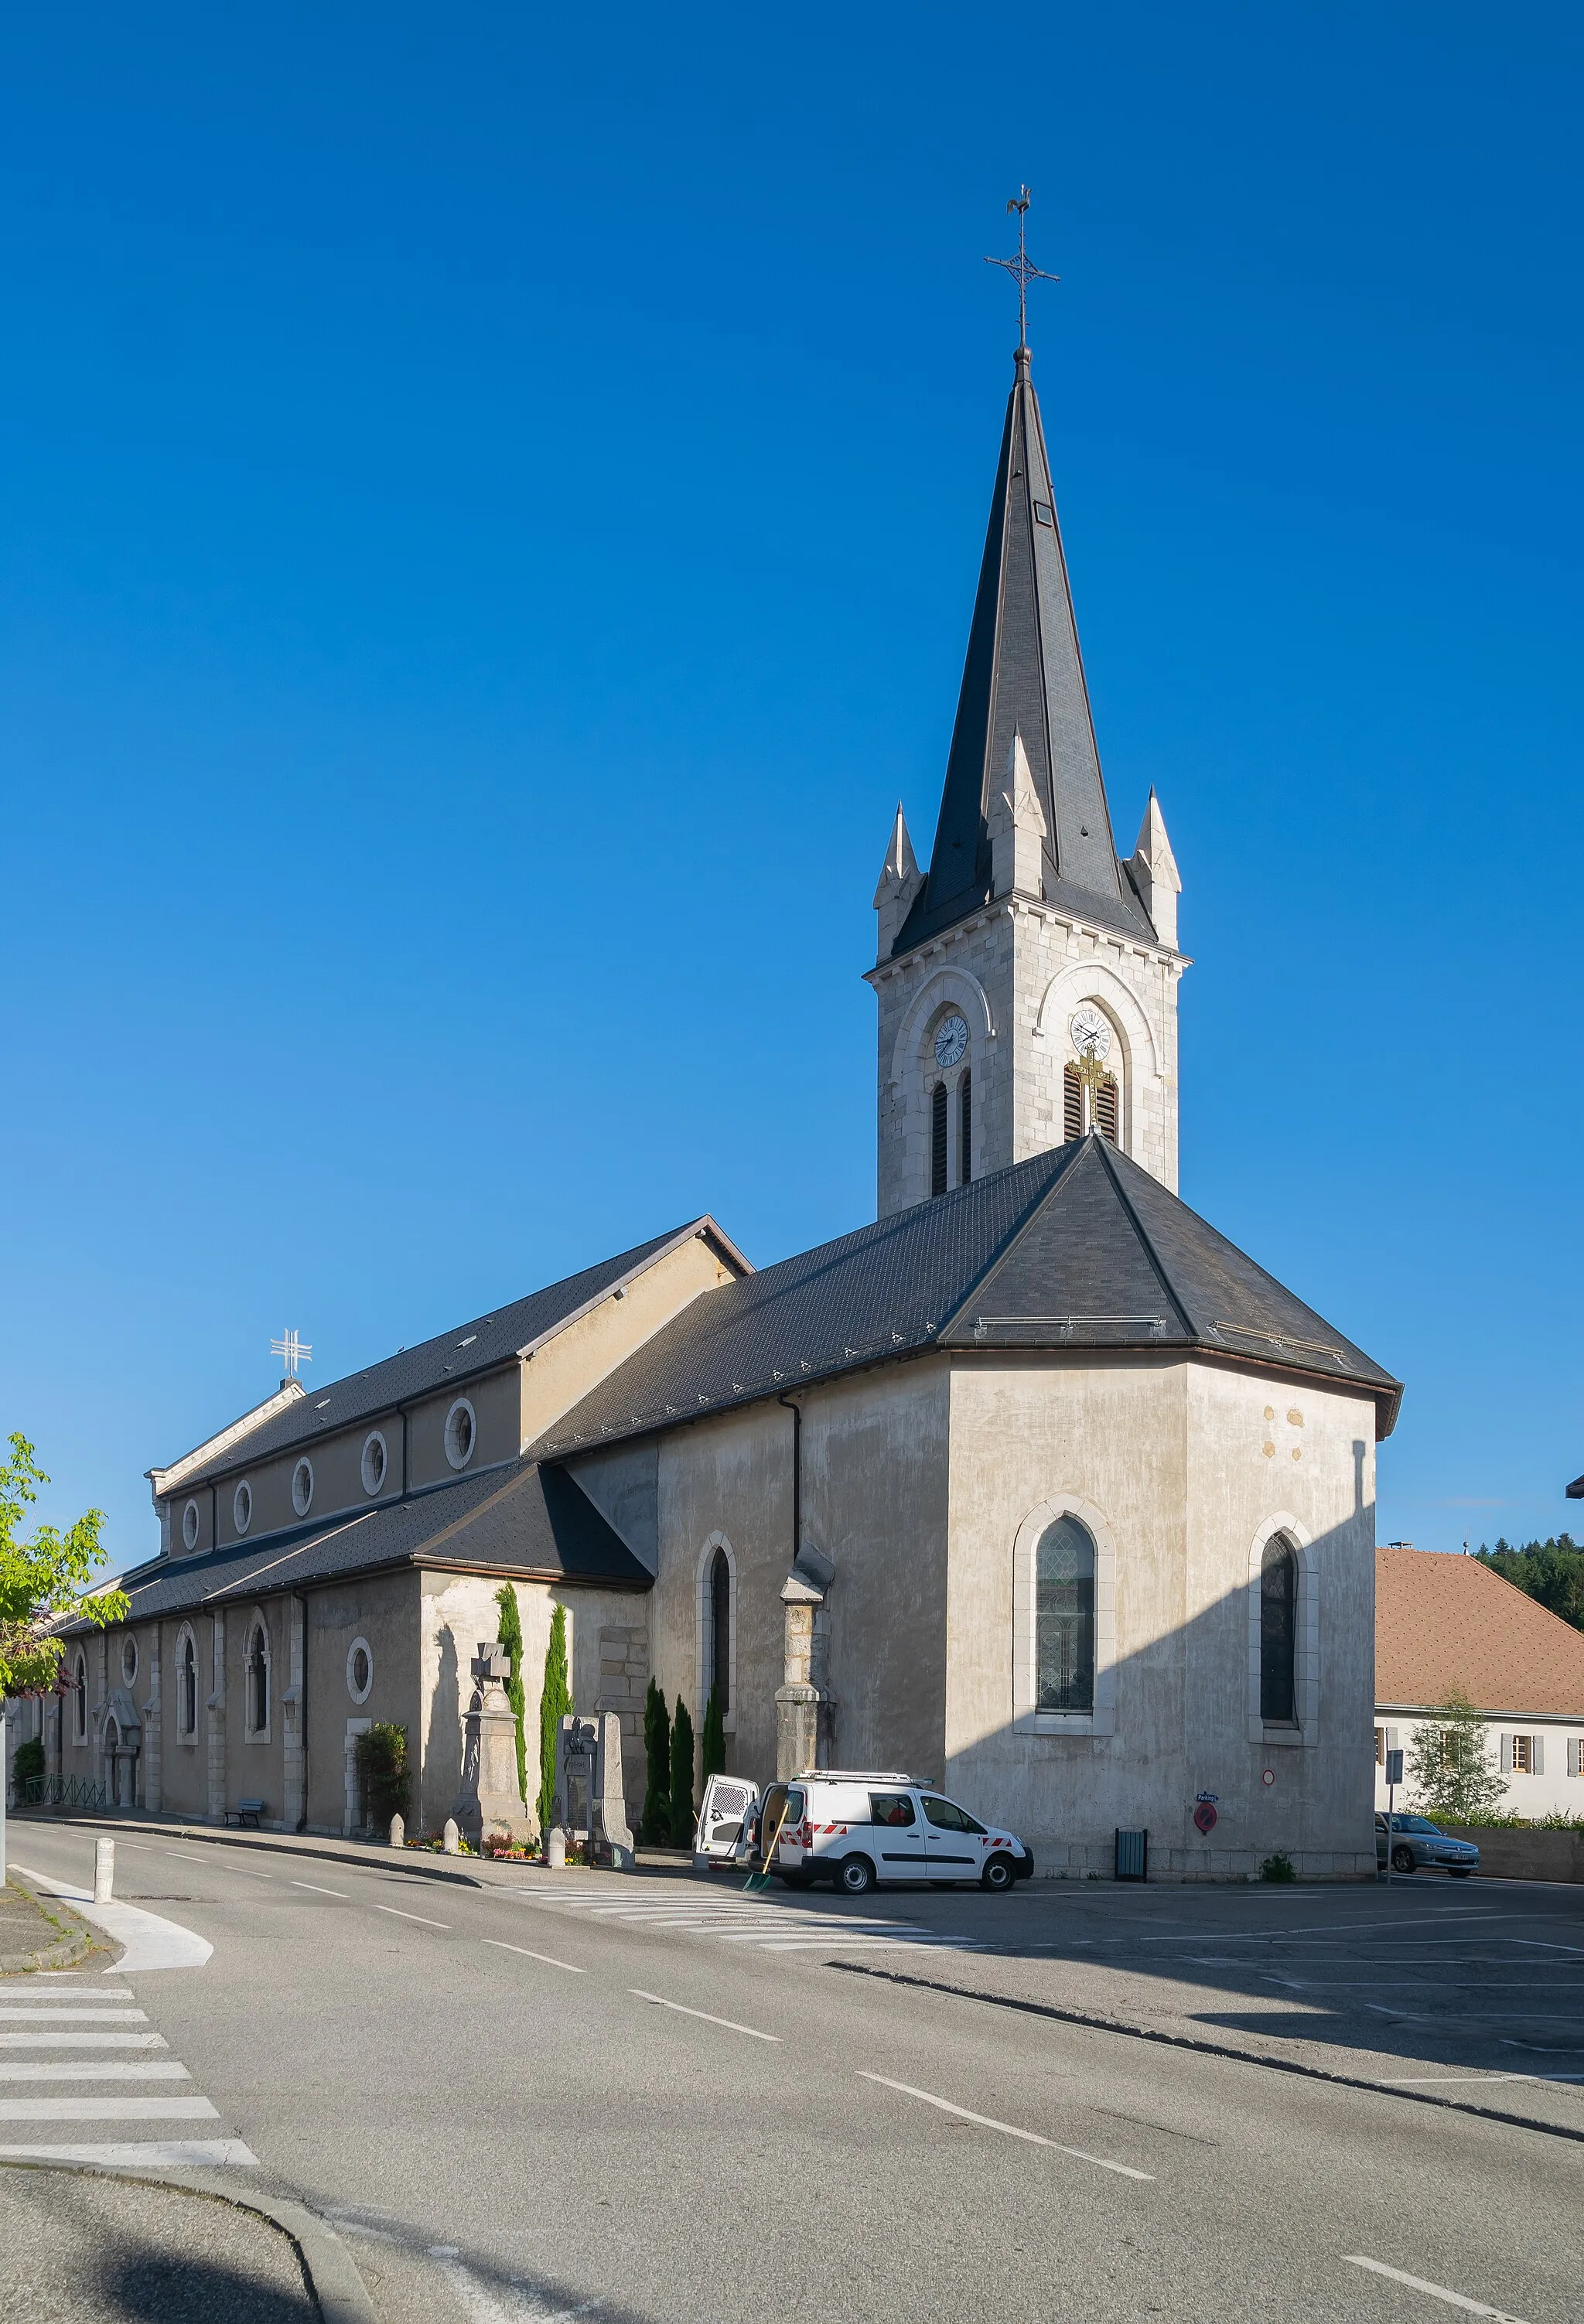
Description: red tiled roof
xmin=1376 ymin=1546 xmax=1584 ymax=1716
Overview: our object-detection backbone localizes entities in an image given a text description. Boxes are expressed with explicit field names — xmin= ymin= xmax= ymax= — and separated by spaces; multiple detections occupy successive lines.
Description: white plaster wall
xmin=869 ymin=897 xmax=1183 ymax=1217
xmin=1374 ymin=1710 xmax=1584 ymax=1821
xmin=941 ymin=1353 xmax=1378 ymax=1879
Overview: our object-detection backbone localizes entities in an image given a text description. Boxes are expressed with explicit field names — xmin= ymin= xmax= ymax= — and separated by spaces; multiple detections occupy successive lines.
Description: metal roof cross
xmin=270 ymin=1328 xmax=312 ymax=1377
xmin=984 ymin=186 xmax=1060 ymax=350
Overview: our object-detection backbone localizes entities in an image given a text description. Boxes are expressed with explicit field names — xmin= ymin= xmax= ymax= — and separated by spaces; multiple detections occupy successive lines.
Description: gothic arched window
xmin=1260 ymin=1535 xmax=1299 ymax=1723
xmin=247 ymin=1620 xmax=269 ymax=1736
xmin=959 ymin=1070 xmax=972 ymax=1186
xmin=179 ymin=1631 xmax=197 ymax=1739
xmin=930 ymin=1081 xmax=948 ymax=1197
xmin=72 ymin=1650 xmax=87 ymax=1743
xmin=708 ymin=1548 xmax=731 ymax=1718
xmin=1036 ymin=1516 xmax=1096 ymax=1715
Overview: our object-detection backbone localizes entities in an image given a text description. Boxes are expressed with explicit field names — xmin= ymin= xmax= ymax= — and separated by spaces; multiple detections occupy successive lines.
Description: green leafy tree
xmin=353 ymin=1722 xmax=411 ymax=1827
xmin=1408 ymin=1688 xmax=1507 ymax=1823
xmin=642 ymin=1678 xmax=671 ymax=1845
xmin=1477 ymin=1537 xmax=1584 ymax=1633
xmin=1 ymin=1434 xmax=125 ymax=1694
xmin=494 ymin=1582 xmax=527 ymax=1804
xmin=700 ymin=1687 xmax=725 ymax=1787
xmin=537 ymin=1602 xmax=572 ymax=1838
xmin=670 ymin=1696 xmax=695 ymax=1848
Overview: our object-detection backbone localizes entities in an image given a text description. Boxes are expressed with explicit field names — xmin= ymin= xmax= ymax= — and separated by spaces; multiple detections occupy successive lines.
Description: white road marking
xmin=1379 ymin=2071 xmax=1584 ymax=2085
xmin=628 ymin=1990 xmax=780 ymax=2042
xmin=0 ymin=2138 xmax=258 ymax=2165
xmin=163 ymin=1850 xmax=210 ymax=1862
xmin=0 ymin=2062 xmax=191 ymax=2082
xmin=372 ymin=1904 xmax=450 ymax=1929
xmin=0 ymin=2096 xmax=220 ymax=2121
xmin=289 ymin=1881 xmax=349 ymax=1899
xmin=482 ymin=1940 xmax=584 ymax=1974
xmin=857 ymin=2074 xmax=1154 ymax=2179
xmin=215 ymin=1863 xmax=274 ymax=1880
xmin=0 ymin=2009 xmax=146 ymax=2025
xmin=0 ymin=2033 xmax=167 ymax=2050
xmin=1342 ymin=2255 xmax=1531 ymax=2320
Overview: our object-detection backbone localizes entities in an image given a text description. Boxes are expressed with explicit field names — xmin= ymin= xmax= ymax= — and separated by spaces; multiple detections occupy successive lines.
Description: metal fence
xmin=22 ymin=1774 xmax=108 ymax=1810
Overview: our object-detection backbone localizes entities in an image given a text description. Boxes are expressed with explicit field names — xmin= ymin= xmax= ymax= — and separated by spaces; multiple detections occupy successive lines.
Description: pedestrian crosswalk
xmin=0 ymin=1976 xmax=256 ymax=2167
xmin=504 ymin=1882 xmax=982 ymax=1955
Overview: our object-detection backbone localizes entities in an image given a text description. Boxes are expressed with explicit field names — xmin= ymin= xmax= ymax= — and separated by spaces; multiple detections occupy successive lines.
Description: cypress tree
xmin=642 ymin=1677 xmax=671 ymax=1846
xmin=494 ymin=1582 xmax=527 ymax=1804
xmin=700 ymin=1687 xmax=725 ymax=1787
xmin=670 ymin=1697 xmax=695 ymax=1849
xmin=536 ymin=1602 xmax=572 ymax=1839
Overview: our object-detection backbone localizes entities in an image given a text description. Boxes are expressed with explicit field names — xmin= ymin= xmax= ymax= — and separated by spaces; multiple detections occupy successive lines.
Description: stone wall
xmin=594 ymin=1622 xmax=648 ymax=1831
xmin=1442 ymin=1827 xmax=1584 ymax=1883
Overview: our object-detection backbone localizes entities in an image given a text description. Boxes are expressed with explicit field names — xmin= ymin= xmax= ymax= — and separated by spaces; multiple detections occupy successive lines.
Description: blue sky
xmin=2 ymin=5 xmax=1579 ymax=1571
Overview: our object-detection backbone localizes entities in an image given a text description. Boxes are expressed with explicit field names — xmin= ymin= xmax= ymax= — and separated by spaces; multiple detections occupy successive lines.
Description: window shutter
xmin=1063 ymin=1065 xmax=1083 ymax=1142
xmin=1533 ymin=1735 xmax=1545 ymax=1776
xmin=1096 ymin=1077 xmax=1119 ymax=1145
xmin=1374 ymin=1727 xmax=1384 ymax=1766
xmin=1570 ymin=1739 xmax=1582 ymax=1778
xmin=930 ymin=1081 xmax=948 ymax=1198
xmin=959 ymin=1069 xmax=971 ymax=1186
xmin=1387 ymin=1726 xmax=1398 ymax=1752
xmin=1500 ymin=1732 xmax=1512 ymax=1773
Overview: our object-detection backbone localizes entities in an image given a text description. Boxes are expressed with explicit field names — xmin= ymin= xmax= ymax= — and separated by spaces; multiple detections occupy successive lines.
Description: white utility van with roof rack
xmin=696 ymin=1769 xmax=1033 ymax=1894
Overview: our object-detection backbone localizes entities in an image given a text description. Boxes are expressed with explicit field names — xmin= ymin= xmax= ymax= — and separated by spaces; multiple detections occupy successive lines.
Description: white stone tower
xmin=867 ymin=340 xmax=1186 ymax=1217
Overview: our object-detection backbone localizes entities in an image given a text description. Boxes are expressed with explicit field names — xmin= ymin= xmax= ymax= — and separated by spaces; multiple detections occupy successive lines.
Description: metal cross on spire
xmin=270 ymin=1328 xmax=312 ymax=1378
xmin=984 ymin=186 xmax=1060 ymax=350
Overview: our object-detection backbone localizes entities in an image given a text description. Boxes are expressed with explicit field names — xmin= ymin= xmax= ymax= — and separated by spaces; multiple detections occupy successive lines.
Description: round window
xmin=360 ymin=1432 xmax=387 ymax=1497
xmin=182 ymin=1500 xmax=200 ymax=1552
xmin=121 ymin=1635 xmax=138 ymax=1688
xmin=291 ymin=1458 xmax=314 ymax=1517
xmin=234 ymin=1481 xmax=252 ymax=1535
xmin=346 ymin=1638 xmax=374 ymax=1704
xmin=443 ymin=1398 xmax=476 ymax=1471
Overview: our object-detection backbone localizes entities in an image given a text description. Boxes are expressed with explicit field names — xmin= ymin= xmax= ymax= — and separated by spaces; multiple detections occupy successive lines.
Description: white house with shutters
xmin=1375 ymin=1545 xmax=1584 ymax=1817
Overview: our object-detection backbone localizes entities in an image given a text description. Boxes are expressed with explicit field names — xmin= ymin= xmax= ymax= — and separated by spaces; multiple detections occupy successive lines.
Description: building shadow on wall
xmin=422 ymin=1624 xmax=460 ymax=1836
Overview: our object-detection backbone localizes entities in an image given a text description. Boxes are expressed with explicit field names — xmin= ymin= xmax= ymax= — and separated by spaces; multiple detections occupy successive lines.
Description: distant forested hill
xmin=1476 ymin=1537 xmax=1584 ymax=1633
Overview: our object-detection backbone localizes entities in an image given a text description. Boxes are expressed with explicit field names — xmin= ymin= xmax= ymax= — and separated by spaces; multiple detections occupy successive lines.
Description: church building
xmin=30 ymin=319 xmax=1401 ymax=1880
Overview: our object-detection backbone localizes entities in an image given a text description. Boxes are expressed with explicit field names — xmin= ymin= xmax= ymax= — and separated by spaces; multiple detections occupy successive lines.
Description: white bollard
xmin=546 ymin=1826 xmax=566 ymax=1870
xmin=442 ymin=1817 xmax=460 ymax=1856
xmin=94 ymin=1837 xmax=114 ymax=1903
xmin=388 ymin=1813 xmax=405 ymax=1849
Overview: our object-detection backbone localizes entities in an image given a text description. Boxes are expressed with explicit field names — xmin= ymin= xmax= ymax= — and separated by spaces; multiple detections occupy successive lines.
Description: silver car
xmin=1376 ymin=1812 xmax=1479 ymax=1877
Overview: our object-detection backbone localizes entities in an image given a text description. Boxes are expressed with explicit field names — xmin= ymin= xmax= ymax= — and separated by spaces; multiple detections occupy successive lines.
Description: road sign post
xmin=1384 ymin=1747 xmax=1404 ymax=1882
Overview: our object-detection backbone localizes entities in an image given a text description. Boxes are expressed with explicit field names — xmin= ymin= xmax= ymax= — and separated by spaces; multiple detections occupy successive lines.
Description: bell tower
xmin=865 ymin=230 xmax=1186 ymax=1218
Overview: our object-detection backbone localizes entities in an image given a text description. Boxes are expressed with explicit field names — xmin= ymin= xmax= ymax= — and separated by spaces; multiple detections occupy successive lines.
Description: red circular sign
xmin=1193 ymin=1800 xmax=1217 ymax=1834
xmin=1261 ymin=1768 xmax=1276 ymax=1787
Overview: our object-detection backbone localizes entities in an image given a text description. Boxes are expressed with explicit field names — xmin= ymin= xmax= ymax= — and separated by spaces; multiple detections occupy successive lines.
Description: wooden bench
xmin=225 ymin=1799 xmax=266 ymax=1829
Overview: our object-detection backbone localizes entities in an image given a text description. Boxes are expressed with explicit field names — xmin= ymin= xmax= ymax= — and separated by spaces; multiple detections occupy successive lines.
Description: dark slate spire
xmin=895 ymin=345 xmax=1154 ymax=954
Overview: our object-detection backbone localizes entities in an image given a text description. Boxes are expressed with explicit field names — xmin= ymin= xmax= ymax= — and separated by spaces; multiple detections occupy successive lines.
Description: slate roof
xmin=156 ymin=1220 xmax=744 ymax=1491
xmin=534 ymin=1135 xmax=1401 ymax=1457
xmin=71 ymin=1462 xmax=649 ymax=1631
xmin=1376 ymin=1548 xmax=1584 ymax=1717
xmin=896 ymin=345 xmax=1156 ymax=956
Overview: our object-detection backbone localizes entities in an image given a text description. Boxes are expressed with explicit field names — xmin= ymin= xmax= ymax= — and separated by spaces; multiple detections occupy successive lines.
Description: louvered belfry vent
xmin=1096 ymin=1078 xmax=1119 ymax=1146
xmin=930 ymin=1082 xmax=949 ymax=1197
xmin=1063 ymin=1066 xmax=1084 ymax=1143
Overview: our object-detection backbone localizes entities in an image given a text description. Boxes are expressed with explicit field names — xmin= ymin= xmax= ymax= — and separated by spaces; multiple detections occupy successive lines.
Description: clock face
xmin=934 ymin=1012 xmax=969 ymax=1070
xmin=1070 ymin=1004 xmax=1112 ymax=1063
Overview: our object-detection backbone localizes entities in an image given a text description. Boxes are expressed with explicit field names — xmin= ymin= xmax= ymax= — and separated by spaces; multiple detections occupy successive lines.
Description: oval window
xmin=234 ymin=1481 xmax=253 ymax=1535
xmin=360 ymin=1432 xmax=387 ymax=1497
xmin=444 ymin=1399 xmax=476 ymax=1471
xmin=292 ymin=1458 xmax=314 ymax=1517
xmin=121 ymin=1634 xmax=138 ymax=1688
xmin=182 ymin=1500 xmax=200 ymax=1552
xmin=346 ymin=1638 xmax=374 ymax=1703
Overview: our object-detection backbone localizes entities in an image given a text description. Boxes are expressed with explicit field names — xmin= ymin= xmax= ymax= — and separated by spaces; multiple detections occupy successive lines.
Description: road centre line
xmin=289 ymin=1881 xmax=349 ymax=1899
xmin=1342 ymin=2255 xmax=1531 ymax=2321
xmin=628 ymin=1990 xmax=780 ymax=2042
xmin=856 ymin=2075 xmax=1153 ymax=2180
xmin=371 ymin=1904 xmax=450 ymax=1929
xmin=481 ymin=1940 xmax=584 ymax=1973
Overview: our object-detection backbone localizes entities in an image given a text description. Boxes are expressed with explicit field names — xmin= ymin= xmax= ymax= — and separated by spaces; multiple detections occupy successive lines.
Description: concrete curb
xmin=13 ymin=1812 xmax=486 ymax=1889
xmin=0 ymin=2158 xmax=379 ymax=2322
xmin=831 ymin=1959 xmax=1584 ymax=2150
xmin=0 ymin=1875 xmax=97 ymax=1974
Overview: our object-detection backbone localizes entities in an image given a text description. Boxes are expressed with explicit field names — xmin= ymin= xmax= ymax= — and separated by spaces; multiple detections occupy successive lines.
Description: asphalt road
xmin=8 ymin=1823 xmax=1583 ymax=2324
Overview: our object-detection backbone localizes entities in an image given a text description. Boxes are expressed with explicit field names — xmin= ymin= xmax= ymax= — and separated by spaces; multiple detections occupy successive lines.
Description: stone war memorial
xmin=26 ymin=248 xmax=1401 ymax=1882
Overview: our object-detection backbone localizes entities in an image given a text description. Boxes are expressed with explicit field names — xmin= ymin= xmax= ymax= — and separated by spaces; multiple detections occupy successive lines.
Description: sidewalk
xmin=0 ymin=1873 xmax=96 ymax=1974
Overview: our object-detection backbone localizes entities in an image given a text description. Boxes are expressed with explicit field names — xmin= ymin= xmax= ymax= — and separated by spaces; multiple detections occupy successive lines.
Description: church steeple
xmin=893 ymin=340 xmax=1155 ymax=956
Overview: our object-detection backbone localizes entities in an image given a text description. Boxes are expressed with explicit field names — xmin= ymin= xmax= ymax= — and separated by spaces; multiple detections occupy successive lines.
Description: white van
xmin=693 ymin=1773 xmax=761 ymax=1871
xmin=759 ymin=1769 xmax=1033 ymax=1895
